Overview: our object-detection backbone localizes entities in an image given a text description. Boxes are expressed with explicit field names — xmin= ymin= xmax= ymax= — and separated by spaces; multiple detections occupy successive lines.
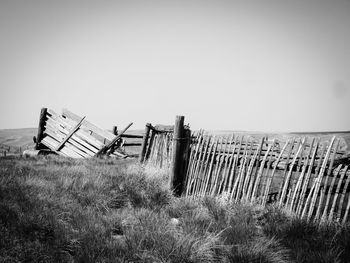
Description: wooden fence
xmin=139 ymin=123 xmax=175 ymax=168
xmin=183 ymin=132 xmax=350 ymax=223
xmin=140 ymin=116 xmax=350 ymax=223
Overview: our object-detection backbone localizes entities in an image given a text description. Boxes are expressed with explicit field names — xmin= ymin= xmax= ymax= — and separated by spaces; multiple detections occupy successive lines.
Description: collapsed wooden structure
xmin=34 ymin=108 xmax=142 ymax=158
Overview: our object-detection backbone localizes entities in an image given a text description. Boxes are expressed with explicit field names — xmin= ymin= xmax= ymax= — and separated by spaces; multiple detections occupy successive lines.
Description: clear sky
xmin=0 ymin=0 xmax=349 ymax=132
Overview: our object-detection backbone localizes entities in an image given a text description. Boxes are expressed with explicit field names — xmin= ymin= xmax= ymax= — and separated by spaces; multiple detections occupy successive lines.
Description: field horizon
xmin=1 ymin=128 xmax=350 ymax=155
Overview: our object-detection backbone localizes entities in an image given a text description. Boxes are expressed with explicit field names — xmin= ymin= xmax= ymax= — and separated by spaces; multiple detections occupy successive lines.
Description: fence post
xmin=139 ymin=123 xmax=151 ymax=163
xmin=35 ymin=108 xmax=48 ymax=150
xmin=169 ymin=115 xmax=185 ymax=196
xmin=112 ymin=126 xmax=118 ymax=136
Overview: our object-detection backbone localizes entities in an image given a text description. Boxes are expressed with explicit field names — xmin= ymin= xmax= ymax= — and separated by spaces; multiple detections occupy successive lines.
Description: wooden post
xmin=35 ymin=108 xmax=48 ymax=150
xmin=169 ymin=115 xmax=185 ymax=196
xmin=139 ymin=123 xmax=151 ymax=163
xmin=112 ymin=126 xmax=118 ymax=136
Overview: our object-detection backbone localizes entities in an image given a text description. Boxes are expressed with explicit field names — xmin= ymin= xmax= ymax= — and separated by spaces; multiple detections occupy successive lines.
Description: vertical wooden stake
xmin=169 ymin=115 xmax=185 ymax=196
xmin=35 ymin=107 xmax=48 ymax=150
xmin=139 ymin=123 xmax=151 ymax=163
xmin=112 ymin=126 xmax=118 ymax=135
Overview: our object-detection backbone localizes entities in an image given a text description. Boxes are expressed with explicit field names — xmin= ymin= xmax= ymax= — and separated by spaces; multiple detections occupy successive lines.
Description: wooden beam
xmin=35 ymin=108 xmax=48 ymax=150
xmin=139 ymin=123 xmax=151 ymax=163
xmin=169 ymin=116 xmax=185 ymax=196
xmin=95 ymin=122 xmax=133 ymax=156
xmin=55 ymin=116 xmax=86 ymax=151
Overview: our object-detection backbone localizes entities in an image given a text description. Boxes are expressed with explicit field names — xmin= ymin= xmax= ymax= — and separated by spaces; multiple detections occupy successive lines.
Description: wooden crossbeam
xmin=55 ymin=116 xmax=86 ymax=151
xmin=95 ymin=122 xmax=133 ymax=156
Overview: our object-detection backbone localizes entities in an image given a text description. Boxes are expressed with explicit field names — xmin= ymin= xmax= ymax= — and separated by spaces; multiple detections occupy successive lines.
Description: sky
xmin=0 ymin=0 xmax=349 ymax=132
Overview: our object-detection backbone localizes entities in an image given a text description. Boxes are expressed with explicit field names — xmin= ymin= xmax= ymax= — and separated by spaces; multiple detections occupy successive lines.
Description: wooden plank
xmin=290 ymin=138 xmax=314 ymax=212
xmin=337 ymin=168 xmax=350 ymax=222
xmin=184 ymin=131 xmax=203 ymax=196
xmin=262 ymin=139 xmax=288 ymax=206
xmin=308 ymin=136 xmax=336 ymax=220
xmin=96 ymin=123 xmax=133 ymax=156
xmin=321 ymin=164 xmax=342 ymax=221
xmin=42 ymin=136 xmax=83 ymax=158
xmin=301 ymin=142 xmax=326 ymax=219
xmin=279 ymin=138 xmax=306 ymax=207
xmin=35 ymin=108 xmax=48 ymax=150
xmin=55 ymin=116 xmax=86 ymax=151
xmin=297 ymin=138 xmax=318 ymax=216
xmin=121 ymin=134 xmax=143 ymax=139
xmin=44 ymin=127 xmax=90 ymax=158
xmin=315 ymin=138 xmax=339 ymax=220
xmin=61 ymin=108 xmax=115 ymax=141
xmin=45 ymin=118 xmax=98 ymax=155
xmin=47 ymin=110 xmax=104 ymax=149
xmin=328 ymin=165 xmax=347 ymax=221
xmin=123 ymin=143 xmax=142 ymax=147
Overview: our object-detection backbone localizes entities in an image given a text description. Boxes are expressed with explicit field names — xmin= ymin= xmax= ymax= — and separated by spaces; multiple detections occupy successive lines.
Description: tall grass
xmin=0 ymin=156 xmax=349 ymax=262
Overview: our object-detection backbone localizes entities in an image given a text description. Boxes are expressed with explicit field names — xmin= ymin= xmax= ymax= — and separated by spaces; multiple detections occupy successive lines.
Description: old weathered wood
xmin=55 ymin=116 xmax=86 ymax=151
xmin=202 ymin=136 xmax=218 ymax=195
xmin=210 ymin=136 xmax=225 ymax=195
xmin=277 ymin=137 xmax=295 ymax=199
xmin=321 ymin=164 xmax=342 ymax=221
xmin=301 ymin=143 xmax=326 ymax=219
xmin=297 ymin=138 xmax=318 ymax=215
xmin=263 ymin=140 xmax=289 ymax=205
xmin=342 ymin=186 xmax=350 ymax=224
xmin=61 ymin=108 xmax=115 ymax=142
xmin=95 ymin=122 xmax=133 ymax=156
xmin=308 ymin=136 xmax=336 ymax=220
xmin=290 ymin=138 xmax=314 ymax=211
xmin=112 ymin=126 xmax=118 ymax=135
xmin=279 ymin=138 xmax=305 ymax=207
xmin=121 ymin=134 xmax=143 ymax=139
xmin=329 ymin=165 xmax=347 ymax=221
xmin=169 ymin=116 xmax=185 ymax=196
xmin=46 ymin=116 xmax=101 ymax=152
xmin=35 ymin=108 xmax=48 ymax=150
xmin=221 ymin=134 xmax=235 ymax=193
xmin=315 ymin=138 xmax=339 ymax=220
xmin=337 ymin=168 xmax=350 ymax=222
xmin=139 ymin=123 xmax=152 ymax=163
xmin=185 ymin=131 xmax=203 ymax=196
xmin=251 ymin=142 xmax=274 ymax=201
xmin=260 ymin=140 xmax=276 ymax=204
xmin=246 ymin=137 xmax=264 ymax=200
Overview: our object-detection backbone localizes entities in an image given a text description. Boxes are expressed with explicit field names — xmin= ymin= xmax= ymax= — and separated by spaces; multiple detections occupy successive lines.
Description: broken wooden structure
xmin=34 ymin=108 xmax=139 ymax=158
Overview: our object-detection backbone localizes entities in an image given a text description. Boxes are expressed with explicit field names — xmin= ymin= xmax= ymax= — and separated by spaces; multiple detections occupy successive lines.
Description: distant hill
xmin=1 ymin=128 xmax=349 ymax=154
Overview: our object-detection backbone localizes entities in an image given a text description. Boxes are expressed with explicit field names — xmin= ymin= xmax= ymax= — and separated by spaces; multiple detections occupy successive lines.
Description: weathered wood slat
xmin=55 ymin=116 xmax=85 ymax=151
xmin=45 ymin=118 xmax=98 ymax=155
xmin=338 ymin=168 xmax=350 ymax=222
xmin=308 ymin=136 xmax=336 ymax=220
xmin=44 ymin=128 xmax=90 ymax=158
xmin=61 ymin=108 xmax=115 ymax=141
xmin=328 ymin=166 xmax=347 ymax=221
xmin=47 ymin=111 xmax=104 ymax=149
xmin=315 ymin=138 xmax=339 ymax=220
xmin=121 ymin=134 xmax=143 ymax=139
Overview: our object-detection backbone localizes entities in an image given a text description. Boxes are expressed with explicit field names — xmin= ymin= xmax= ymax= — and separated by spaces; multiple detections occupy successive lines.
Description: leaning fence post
xmin=35 ymin=107 xmax=47 ymax=150
xmin=169 ymin=115 xmax=185 ymax=196
xmin=139 ymin=123 xmax=151 ymax=163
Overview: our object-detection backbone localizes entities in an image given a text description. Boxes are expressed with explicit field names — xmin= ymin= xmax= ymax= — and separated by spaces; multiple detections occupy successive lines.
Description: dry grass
xmin=0 ymin=156 xmax=349 ymax=262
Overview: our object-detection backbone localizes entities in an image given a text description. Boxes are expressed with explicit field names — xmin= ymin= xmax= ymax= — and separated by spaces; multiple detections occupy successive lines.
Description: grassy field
xmin=1 ymin=156 xmax=350 ymax=262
